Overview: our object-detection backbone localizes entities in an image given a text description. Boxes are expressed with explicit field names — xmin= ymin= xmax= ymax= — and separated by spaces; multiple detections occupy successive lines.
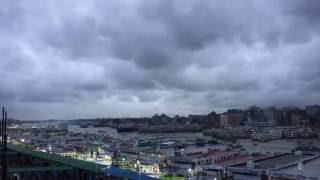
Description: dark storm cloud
xmin=289 ymin=0 xmax=320 ymax=22
xmin=285 ymin=40 xmax=320 ymax=94
xmin=0 ymin=88 xmax=16 ymax=102
xmin=139 ymin=0 xmax=283 ymax=49
xmin=1 ymin=0 xmax=320 ymax=119
xmin=281 ymin=0 xmax=320 ymax=44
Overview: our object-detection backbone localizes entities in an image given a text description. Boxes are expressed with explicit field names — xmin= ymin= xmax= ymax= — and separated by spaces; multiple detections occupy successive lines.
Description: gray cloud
xmin=0 ymin=0 xmax=320 ymax=119
xmin=288 ymin=0 xmax=320 ymax=22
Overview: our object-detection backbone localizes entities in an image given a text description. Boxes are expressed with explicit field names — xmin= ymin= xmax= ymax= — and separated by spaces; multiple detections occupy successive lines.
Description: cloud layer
xmin=1 ymin=0 xmax=320 ymax=119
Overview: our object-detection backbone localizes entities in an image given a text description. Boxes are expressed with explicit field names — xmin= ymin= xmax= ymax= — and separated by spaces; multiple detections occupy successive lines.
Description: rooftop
xmin=215 ymin=154 xmax=267 ymax=167
xmin=7 ymin=143 xmax=107 ymax=172
xmin=101 ymin=167 xmax=157 ymax=180
xmin=8 ymin=166 xmax=73 ymax=173
xmin=273 ymin=156 xmax=320 ymax=178
xmin=235 ymin=153 xmax=310 ymax=169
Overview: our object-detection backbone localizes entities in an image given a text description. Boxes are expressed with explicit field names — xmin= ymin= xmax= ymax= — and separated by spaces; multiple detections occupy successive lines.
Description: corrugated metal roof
xmin=8 ymin=166 xmax=73 ymax=173
xmin=7 ymin=143 xmax=107 ymax=172
xmin=101 ymin=167 xmax=157 ymax=180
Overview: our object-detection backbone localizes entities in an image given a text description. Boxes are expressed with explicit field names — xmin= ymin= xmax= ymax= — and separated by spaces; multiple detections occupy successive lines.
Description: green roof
xmin=160 ymin=175 xmax=184 ymax=180
xmin=8 ymin=143 xmax=107 ymax=172
xmin=8 ymin=166 xmax=73 ymax=173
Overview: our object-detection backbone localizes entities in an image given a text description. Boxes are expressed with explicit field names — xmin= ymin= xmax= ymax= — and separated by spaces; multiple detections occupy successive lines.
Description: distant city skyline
xmin=9 ymin=104 xmax=319 ymax=121
xmin=1 ymin=0 xmax=320 ymax=119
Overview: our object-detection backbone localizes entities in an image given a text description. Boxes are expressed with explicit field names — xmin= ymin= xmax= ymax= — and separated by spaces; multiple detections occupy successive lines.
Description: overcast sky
xmin=1 ymin=0 xmax=320 ymax=120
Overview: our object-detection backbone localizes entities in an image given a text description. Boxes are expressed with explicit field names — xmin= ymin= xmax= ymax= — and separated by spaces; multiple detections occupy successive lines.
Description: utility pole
xmin=0 ymin=107 xmax=8 ymax=180
xmin=3 ymin=110 xmax=7 ymax=179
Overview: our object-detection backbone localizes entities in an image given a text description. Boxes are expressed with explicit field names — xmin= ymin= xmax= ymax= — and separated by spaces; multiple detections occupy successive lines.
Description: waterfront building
xmin=252 ymin=129 xmax=282 ymax=142
xmin=246 ymin=106 xmax=275 ymax=127
xmin=220 ymin=113 xmax=229 ymax=128
xmin=168 ymin=150 xmax=243 ymax=176
xmin=264 ymin=107 xmax=280 ymax=126
xmin=247 ymin=106 xmax=265 ymax=122
xmin=207 ymin=111 xmax=220 ymax=128
xmin=279 ymin=106 xmax=304 ymax=126
xmin=306 ymin=105 xmax=320 ymax=117
xmin=219 ymin=109 xmax=246 ymax=128
xmin=227 ymin=109 xmax=246 ymax=127
xmin=280 ymin=109 xmax=291 ymax=126
xmin=306 ymin=105 xmax=320 ymax=128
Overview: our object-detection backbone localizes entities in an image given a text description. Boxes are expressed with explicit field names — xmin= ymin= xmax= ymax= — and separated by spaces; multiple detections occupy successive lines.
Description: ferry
xmin=252 ymin=133 xmax=282 ymax=142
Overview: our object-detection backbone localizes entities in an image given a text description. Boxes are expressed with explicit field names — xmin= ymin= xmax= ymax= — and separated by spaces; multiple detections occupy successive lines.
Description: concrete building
xmin=306 ymin=105 xmax=320 ymax=117
xmin=227 ymin=109 xmax=246 ymax=127
xmin=220 ymin=113 xmax=229 ymax=128
xmin=246 ymin=106 xmax=276 ymax=127
xmin=67 ymin=125 xmax=119 ymax=139
xmin=280 ymin=109 xmax=291 ymax=126
xmin=279 ymin=106 xmax=305 ymax=126
xmin=247 ymin=106 xmax=265 ymax=122
xmin=219 ymin=109 xmax=246 ymax=128
xmin=207 ymin=111 xmax=220 ymax=128
xmin=264 ymin=107 xmax=279 ymax=126
xmin=306 ymin=105 xmax=320 ymax=128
